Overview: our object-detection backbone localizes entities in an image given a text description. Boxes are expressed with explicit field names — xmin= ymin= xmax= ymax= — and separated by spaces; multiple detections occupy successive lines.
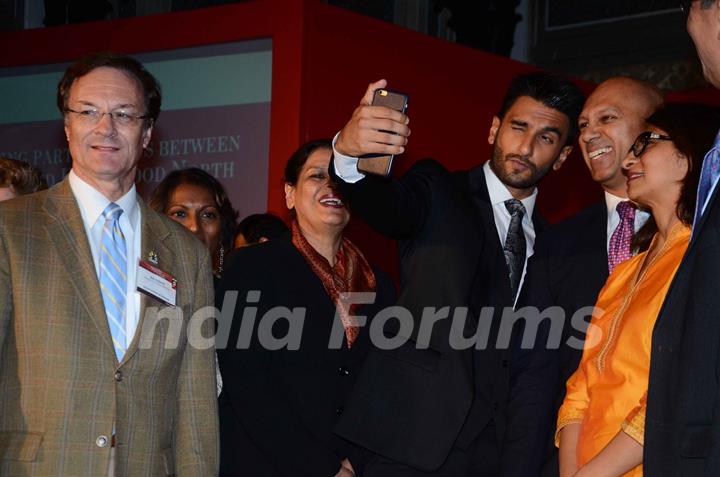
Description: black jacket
xmin=645 ymin=182 xmax=720 ymax=475
xmin=332 ymin=159 xmax=553 ymax=475
xmin=215 ymin=238 xmax=395 ymax=477
xmin=518 ymin=200 xmax=609 ymax=475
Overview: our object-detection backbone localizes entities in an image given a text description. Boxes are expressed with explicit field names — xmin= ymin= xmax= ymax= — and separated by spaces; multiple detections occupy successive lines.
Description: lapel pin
xmin=148 ymin=250 xmax=159 ymax=265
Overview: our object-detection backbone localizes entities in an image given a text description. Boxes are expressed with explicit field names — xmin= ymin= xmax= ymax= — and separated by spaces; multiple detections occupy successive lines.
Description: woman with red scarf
xmin=216 ymin=139 xmax=395 ymax=477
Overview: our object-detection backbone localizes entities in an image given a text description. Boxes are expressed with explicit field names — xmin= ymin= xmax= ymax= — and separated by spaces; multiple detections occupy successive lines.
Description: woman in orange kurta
xmin=557 ymin=103 xmax=720 ymax=477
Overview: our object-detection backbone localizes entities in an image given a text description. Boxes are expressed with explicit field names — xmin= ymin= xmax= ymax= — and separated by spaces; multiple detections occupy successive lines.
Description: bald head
xmin=578 ymin=76 xmax=664 ymax=196
xmin=593 ymin=77 xmax=664 ymax=118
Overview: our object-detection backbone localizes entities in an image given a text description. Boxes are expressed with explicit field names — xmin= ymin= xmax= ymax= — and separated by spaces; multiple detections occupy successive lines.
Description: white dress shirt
xmin=604 ymin=191 xmax=650 ymax=251
xmin=68 ymin=170 xmax=142 ymax=351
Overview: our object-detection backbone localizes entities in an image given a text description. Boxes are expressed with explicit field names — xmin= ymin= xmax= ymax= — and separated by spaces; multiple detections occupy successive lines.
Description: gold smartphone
xmin=357 ymin=88 xmax=409 ymax=177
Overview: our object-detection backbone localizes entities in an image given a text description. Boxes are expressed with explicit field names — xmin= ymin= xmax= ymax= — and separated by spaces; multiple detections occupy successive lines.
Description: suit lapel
xmin=598 ymin=201 xmax=609 ymax=257
xmin=43 ymin=178 xmax=115 ymax=354
xmin=531 ymin=210 xmax=547 ymax=235
xmin=120 ymin=199 xmax=173 ymax=366
xmin=592 ymin=201 xmax=609 ymax=272
xmin=467 ymin=165 xmax=502 ymax=248
xmin=690 ymin=180 xmax=720 ymax=247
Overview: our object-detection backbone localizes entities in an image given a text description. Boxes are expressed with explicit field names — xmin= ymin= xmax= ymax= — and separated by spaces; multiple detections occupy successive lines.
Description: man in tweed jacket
xmin=0 ymin=53 xmax=219 ymax=476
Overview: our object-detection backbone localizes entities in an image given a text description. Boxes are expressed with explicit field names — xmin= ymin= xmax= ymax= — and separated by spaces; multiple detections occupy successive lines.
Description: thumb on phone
xmin=360 ymin=79 xmax=387 ymax=106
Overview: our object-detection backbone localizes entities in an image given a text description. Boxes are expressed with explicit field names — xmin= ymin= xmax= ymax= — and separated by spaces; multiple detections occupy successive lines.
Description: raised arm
xmin=331 ymin=80 xmax=447 ymax=239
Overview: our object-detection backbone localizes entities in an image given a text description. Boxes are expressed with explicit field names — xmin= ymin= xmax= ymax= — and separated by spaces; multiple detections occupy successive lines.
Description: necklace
xmin=214 ymin=243 xmax=224 ymax=278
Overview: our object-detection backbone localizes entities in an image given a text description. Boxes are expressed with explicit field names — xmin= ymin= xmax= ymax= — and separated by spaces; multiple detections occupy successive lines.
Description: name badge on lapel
xmin=137 ymin=260 xmax=177 ymax=306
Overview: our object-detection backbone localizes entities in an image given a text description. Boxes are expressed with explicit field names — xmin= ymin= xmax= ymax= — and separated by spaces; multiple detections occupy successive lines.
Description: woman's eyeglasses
xmin=629 ymin=131 xmax=673 ymax=158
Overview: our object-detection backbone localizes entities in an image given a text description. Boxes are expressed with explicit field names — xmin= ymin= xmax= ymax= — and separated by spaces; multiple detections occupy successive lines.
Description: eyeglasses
xmin=64 ymin=108 xmax=149 ymax=127
xmin=629 ymin=131 xmax=673 ymax=157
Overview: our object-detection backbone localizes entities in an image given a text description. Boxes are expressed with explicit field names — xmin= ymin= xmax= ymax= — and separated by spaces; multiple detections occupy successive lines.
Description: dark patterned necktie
xmin=608 ymin=200 xmax=636 ymax=273
xmin=504 ymin=199 xmax=526 ymax=299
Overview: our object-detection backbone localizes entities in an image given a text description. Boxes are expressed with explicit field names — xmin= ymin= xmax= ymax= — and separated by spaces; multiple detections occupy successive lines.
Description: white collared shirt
xmin=604 ymin=191 xmax=650 ymax=251
xmin=68 ymin=170 xmax=142 ymax=352
xmin=483 ymin=161 xmax=537 ymax=304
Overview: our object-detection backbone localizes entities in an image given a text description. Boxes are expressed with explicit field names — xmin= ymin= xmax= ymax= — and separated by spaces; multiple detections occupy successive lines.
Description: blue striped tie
xmin=99 ymin=203 xmax=128 ymax=361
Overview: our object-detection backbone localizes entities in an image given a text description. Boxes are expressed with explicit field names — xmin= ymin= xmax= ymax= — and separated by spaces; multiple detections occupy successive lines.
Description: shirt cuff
xmin=332 ymin=132 xmax=365 ymax=184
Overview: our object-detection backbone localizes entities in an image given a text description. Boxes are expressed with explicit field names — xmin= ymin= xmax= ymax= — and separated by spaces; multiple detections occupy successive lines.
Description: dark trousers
xmin=361 ymin=427 xmax=499 ymax=477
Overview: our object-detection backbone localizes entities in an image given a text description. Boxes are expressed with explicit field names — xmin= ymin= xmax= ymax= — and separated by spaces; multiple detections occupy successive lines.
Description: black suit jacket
xmin=518 ymin=201 xmax=609 ymax=475
xmin=215 ymin=238 xmax=395 ymax=477
xmin=645 ymin=182 xmax=720 ymax=474
xmin=332 ymin=159 xmax=552 ymax=474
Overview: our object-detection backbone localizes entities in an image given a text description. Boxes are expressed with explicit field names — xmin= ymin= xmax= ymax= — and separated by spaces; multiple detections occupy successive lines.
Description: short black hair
xmin=284 ymin=138 xmax=332 ymax=185
xmin=149 ymin=168 xmax=238 ymax=251
xmin=57 ymin=52 xmax=162 ymax=128
xmin=497 ymin=72 xmax=585 ymax=145
xmin=236 ymin=213 xmax=289 ymax=245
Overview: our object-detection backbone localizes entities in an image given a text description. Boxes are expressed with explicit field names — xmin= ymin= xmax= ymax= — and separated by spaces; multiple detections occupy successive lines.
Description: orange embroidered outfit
xmin=556 ymin=223 xmax=690 ymax=476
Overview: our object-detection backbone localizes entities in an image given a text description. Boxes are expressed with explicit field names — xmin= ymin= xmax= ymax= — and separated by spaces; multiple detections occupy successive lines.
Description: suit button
xmin=492 ymin=402 xmax=499 ymax=411
xmin=338 ymin=366 xmax=350 ymax=376
xmin=336 ymin=406 xmax=344 ymax=416
xmin=114 ymin=371 xmax=123 ymax=382
xmin=96 ymin=435 xmax=109 ymax=448
xmin=501 ymin=360 xmax=509 ymax=368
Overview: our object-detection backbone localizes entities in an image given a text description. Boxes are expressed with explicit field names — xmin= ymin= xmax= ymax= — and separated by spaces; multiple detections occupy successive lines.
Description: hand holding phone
xmin=357 ymin=88 xmax=409 ymax=177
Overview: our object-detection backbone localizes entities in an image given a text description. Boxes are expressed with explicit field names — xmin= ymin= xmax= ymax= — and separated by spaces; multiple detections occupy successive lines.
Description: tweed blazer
xmin=0 ymin=178 xmax=219 ymax=476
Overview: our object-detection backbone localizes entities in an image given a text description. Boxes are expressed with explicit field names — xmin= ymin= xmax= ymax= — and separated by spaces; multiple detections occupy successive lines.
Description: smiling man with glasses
xmin=57 ymin=55 xmax=159 ymax=202
xmin=644 ymin=0 xmax=720 ymax=475
xmin=0 ymin=52 xmax=219 ymax=476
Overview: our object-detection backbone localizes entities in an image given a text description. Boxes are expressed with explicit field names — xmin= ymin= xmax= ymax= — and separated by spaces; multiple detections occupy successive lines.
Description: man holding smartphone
xmin=331 ymin=74 xmax=584 ymax=476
